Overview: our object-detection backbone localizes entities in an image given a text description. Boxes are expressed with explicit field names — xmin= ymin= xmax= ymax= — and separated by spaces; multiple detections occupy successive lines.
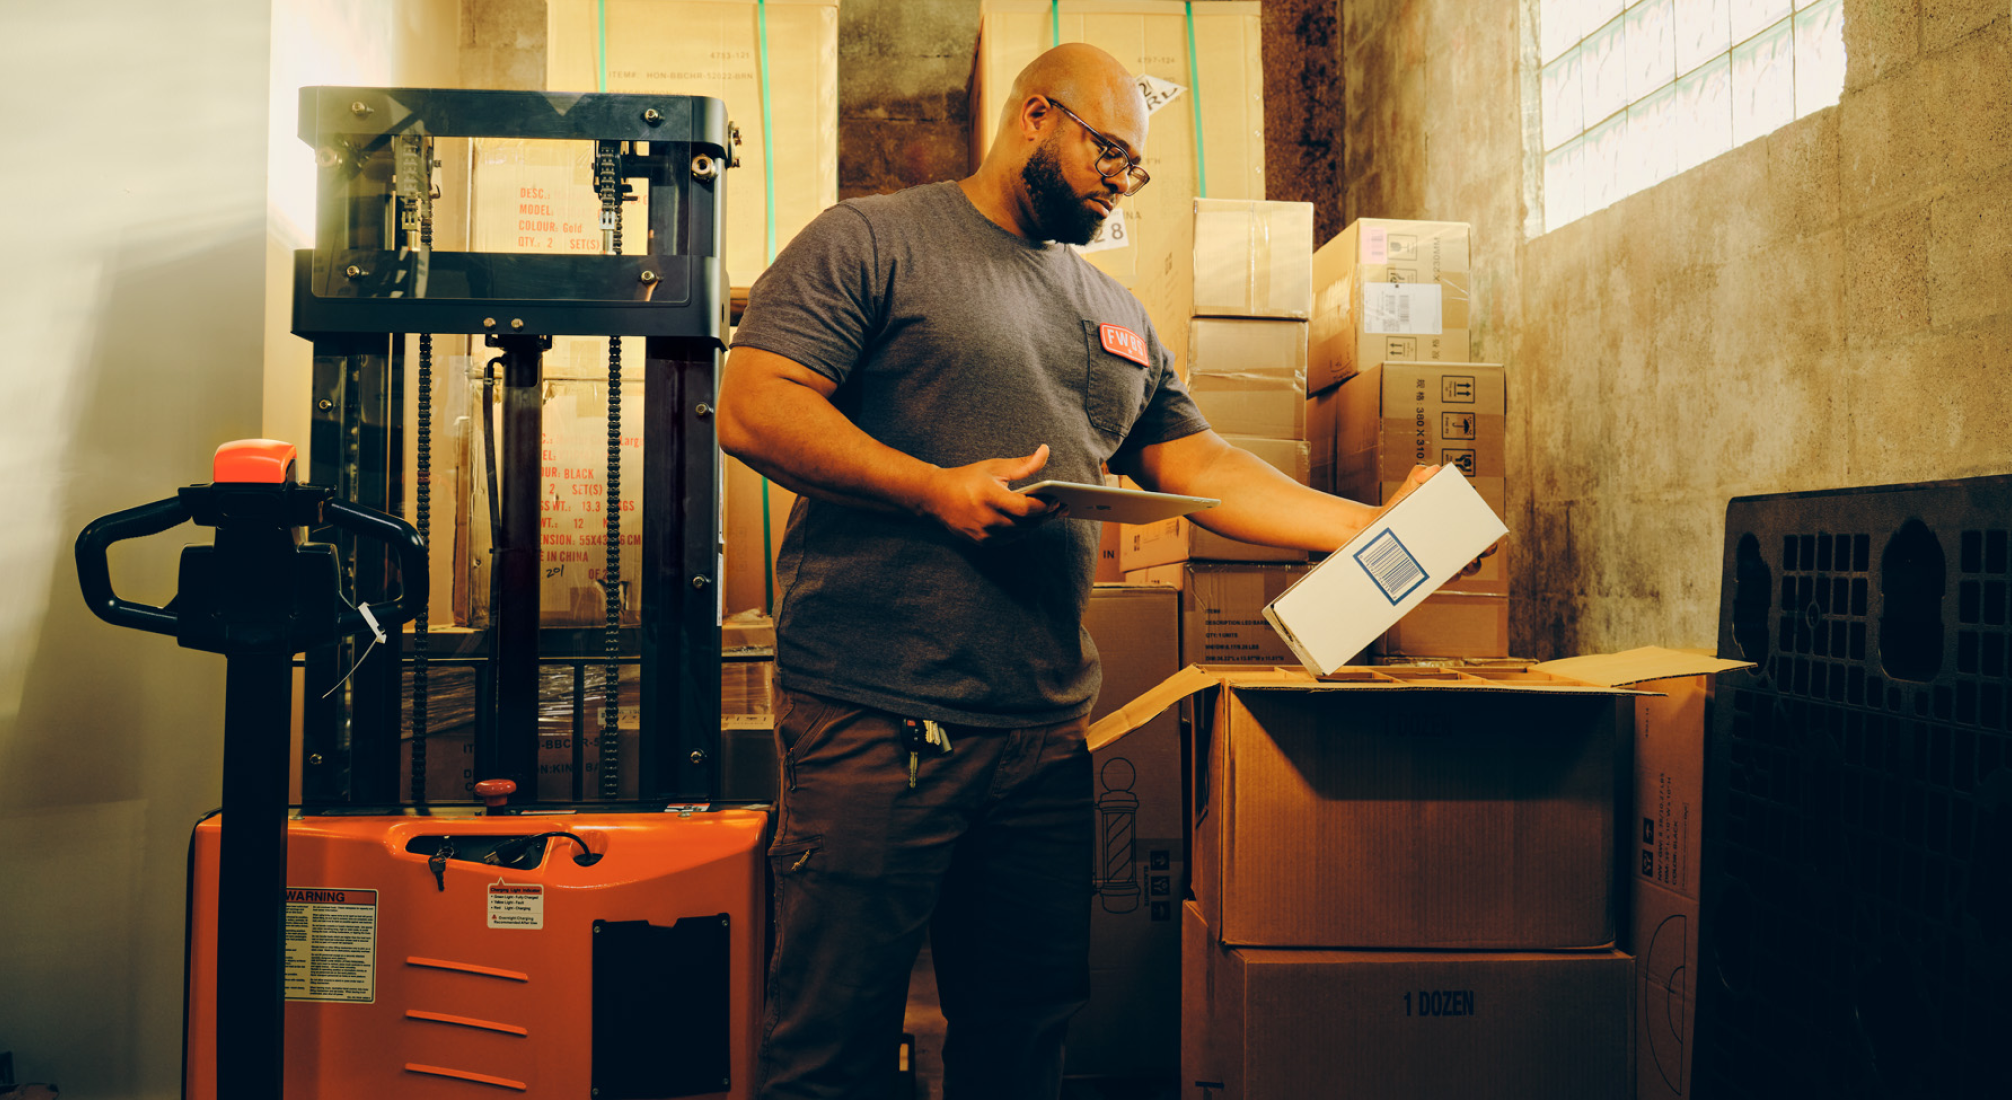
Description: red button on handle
xmin=474 ymin=778 xmax=517 ymax=814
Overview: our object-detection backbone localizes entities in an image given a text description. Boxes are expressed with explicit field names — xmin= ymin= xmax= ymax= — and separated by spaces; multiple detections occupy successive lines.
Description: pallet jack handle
xmin=74 ymin=440 xmax=428 ymax=647
xmin=73 ymin=438 xmax=428 ymax=1100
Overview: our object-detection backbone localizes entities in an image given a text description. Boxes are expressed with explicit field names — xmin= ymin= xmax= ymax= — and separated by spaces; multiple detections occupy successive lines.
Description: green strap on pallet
xmin=758 ymin=0 xmax=780 ymax=613
xmin=596 ymin=0 xmax=609 ymax=91
xmin=1186 ymin=2 xmax=1206 ymax=198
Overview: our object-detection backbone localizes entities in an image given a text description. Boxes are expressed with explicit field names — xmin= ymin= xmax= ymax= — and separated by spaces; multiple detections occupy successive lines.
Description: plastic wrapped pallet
xmin=972 ymin=1 xmax=1265 ymax=374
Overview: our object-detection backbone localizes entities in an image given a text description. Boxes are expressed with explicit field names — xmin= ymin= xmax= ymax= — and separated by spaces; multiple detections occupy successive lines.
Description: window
xmin=1537 ymin=0 xmax=1845 ymax=231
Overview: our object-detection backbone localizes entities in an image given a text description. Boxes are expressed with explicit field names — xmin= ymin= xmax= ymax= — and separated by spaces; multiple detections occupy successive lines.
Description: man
xmin=719 ymin=43 xmax=1437 ymax=1099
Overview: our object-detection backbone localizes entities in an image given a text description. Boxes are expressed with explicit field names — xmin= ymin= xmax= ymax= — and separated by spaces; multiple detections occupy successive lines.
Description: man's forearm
xmin=1175 ymin=446 xmax=1383 ymax=551
xmin=718 ymin=368 xmax=934 ymax=516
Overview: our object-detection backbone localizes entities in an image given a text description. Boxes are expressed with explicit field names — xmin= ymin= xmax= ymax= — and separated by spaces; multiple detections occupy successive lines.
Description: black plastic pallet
xmin=1703 ymin=475 xmax=2012 ymax=1098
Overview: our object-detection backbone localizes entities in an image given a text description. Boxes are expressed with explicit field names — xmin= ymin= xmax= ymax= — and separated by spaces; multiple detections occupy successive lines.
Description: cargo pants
xmin=754 ymin=687 xmax=1094 ymax=1100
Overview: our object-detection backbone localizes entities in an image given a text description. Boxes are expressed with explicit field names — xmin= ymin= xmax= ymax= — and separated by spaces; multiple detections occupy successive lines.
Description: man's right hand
xmin=917 ymin=444 xmax=1062 ymax=544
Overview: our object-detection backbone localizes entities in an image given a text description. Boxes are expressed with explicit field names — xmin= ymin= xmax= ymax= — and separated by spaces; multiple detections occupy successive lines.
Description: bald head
xmin=960 ymin=43 xmax=1149 ymax=242
xmin=994 ymin=43 xmax=1147 ymax=154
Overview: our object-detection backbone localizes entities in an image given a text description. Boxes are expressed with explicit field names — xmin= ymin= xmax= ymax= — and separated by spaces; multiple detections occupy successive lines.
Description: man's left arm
xmin=1122 ymin=429 xmax=1437 ymax=551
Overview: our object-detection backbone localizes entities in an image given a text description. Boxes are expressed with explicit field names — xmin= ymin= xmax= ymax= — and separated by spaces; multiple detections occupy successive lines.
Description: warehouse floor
xmin=902 ymin=945 xmax=1177 ymax=1100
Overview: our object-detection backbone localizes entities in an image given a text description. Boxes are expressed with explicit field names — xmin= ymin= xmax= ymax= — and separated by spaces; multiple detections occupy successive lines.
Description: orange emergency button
xmin=211 ymin=439 xmax=298 ymax=484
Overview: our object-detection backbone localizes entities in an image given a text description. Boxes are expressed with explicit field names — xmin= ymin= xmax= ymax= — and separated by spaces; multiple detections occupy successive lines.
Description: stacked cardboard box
xmin=1305 ymin=215 xmax=1506 ymax=658
xmin=1321 ymin=359 xmax=1511 ymax=657
xmin=1309 ymin=218 xmax=1472 ymax=393
xmin=1069 ymin=585 xmax=1184 ymax=1077
xmin=1089 ymin=660 xmax=1678 ymax=1099
xmin=1531 ymin=648 xmax=1753 ymax=1100
xmin=1119 ymin=199 xmax=1313 ymax=581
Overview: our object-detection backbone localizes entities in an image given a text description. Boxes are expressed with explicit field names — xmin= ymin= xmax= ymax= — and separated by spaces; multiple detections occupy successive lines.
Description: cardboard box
xmin=973 ymin=1 xmax=1266 ymax=375
xmin=1091 ymin=661 xmax=1656 ymax=948
xmin=1186 ymin=318 xmax=1307 ymax=439
xmin=1121 ymin=562 xmax=1308 ymax=666
xmin=1068 ymin=585 xmax=1185 ymax=1077
xmin=1263 ymin=466 xmax=1506 ymax=676
xmin=1183 ymin=901 xmax=1634 ymax=1100
xmin=1326 ymin=361 xmax=1508 ymax=595
xmin=1310 ymin=219 xmax=1473 ymax=392
xmin=1116 ymin=440 xmax=1310 ymax=570
xmin=547 ymin=0 xmax=839 ymax=286
xmin=458 ymin=372 xmax=646 ymax=629
xmin=1192 ymin=199 xmax=1313 ymax=319
xmin=1531 ymin=648 xmax=1752 ymax=1100
xmin=1373 ymin=593 xmax=1510 ymax=658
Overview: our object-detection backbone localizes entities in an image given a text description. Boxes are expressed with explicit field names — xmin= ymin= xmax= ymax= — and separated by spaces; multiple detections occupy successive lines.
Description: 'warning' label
xmin=284 ymin=887 xmax=377 ymax=1004
xmin=488 ymin=881 xmax=545 ymax=930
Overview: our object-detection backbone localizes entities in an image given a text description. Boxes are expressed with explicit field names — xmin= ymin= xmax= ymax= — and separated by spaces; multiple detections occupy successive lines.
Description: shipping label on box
xmin=1263 ymin=466 xmax=1505 ymax=675
xmin=1184 ymin=900 xmax=1634 ymax=1100
xmin=547 ymin=0 xmax=839 ymax=286
xmin=1310 ymin=218 xmax=1472 ymax=392
xmin=1192 ymin=199 xmax=1313 ymax=319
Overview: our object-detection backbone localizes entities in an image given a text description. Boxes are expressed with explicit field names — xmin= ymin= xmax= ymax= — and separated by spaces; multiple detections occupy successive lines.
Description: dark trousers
xmin=755 ymin=688 xmax=1094 ymax=1100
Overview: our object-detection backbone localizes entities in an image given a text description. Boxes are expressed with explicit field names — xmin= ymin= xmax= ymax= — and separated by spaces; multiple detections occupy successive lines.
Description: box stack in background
xmin=547 ymin=0 xmax=839 ymax=621
xmin=1305 ymin=216 xmax=1509 ymax=659
xmin=1084 ymin=661 xmax=1664 ymax=1100
xmin=1327 ymin=359 xmax=1510 ymax=657
xmin=1069 ymin=585 xmax=1184 ymax=1077
xmin=1116 ymin=198 xmax=1314 ymax=667
xmin=972 ymin=1 xmax=1265 ymax=371
xmin=1309 ymin=218 xmax=1471 ymax=393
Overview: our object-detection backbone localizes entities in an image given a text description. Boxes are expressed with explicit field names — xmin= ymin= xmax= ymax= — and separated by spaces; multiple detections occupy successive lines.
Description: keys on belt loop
xmin=901 ymin=718 xmax=953 ymax=789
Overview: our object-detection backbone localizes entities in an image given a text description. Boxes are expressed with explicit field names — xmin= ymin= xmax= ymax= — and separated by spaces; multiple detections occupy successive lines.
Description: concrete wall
xmin=1342 ymin=0 xmax=2012 ymax=658
xmin=0 ymin=3 xmax=457 ymax=1094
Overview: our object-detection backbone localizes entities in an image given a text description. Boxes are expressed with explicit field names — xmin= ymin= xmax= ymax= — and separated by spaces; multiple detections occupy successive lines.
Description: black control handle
xmin=74 ymin=496 xmax=192 ymax=636
xmin=326 ymin=499 xmax=429 ymax=635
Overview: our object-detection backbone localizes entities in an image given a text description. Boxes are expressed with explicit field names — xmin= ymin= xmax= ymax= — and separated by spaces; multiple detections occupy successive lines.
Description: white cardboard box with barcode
xmin=1263 ymin=466 xmax=1507 ymax=675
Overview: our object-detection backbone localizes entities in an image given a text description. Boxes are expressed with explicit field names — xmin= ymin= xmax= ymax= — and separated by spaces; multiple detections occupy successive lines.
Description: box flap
xmin=1086 ymin=662 xmax=1647 ymax=751
xmin=1532 ymin=645 xmax=1755 ymax=687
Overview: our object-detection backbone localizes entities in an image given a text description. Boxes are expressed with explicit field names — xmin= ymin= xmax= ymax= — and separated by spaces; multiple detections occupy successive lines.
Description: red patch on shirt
xmin=1099 ymin=323 xmax=1150 ymax=368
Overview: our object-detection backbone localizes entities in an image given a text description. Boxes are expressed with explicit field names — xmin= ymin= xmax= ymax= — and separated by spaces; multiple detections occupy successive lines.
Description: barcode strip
xmin=1355 ymin=531 xmax=1427 ymax=603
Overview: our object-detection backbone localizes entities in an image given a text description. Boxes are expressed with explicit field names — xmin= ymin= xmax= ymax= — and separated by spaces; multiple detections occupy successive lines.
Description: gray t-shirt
xmin=732 ymin=181 xmax=1208 ymax=726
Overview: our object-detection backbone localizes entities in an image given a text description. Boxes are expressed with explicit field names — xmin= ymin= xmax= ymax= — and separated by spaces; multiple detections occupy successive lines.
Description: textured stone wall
xmin=1343 ymin=0 xmax=2012 ymax=658
xmin=839 ymin=0 xmax=980 ymax=197
xmin=1263 ymin=0 xmax=1346 ymax=245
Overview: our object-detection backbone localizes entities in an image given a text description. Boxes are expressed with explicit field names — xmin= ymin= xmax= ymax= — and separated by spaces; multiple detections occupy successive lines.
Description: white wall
xmin=0 ymin=2 xmax=454 ymax=1094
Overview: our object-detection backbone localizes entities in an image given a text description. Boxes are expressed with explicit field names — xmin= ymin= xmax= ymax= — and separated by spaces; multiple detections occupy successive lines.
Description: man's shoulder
xmin=828 ymin=181 xmax=961 ymax=228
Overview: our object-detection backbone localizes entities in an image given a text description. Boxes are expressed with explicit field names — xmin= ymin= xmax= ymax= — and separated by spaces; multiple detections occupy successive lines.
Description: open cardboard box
xmin=1089 ymin=648 xmax=1744 ymax=951
xmin=1531 ymin=646 xmax=1752 ymax=1100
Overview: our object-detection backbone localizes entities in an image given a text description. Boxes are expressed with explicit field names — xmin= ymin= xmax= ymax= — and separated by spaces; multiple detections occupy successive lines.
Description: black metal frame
xmin=293 ymin=86 xmax=731 ymax=808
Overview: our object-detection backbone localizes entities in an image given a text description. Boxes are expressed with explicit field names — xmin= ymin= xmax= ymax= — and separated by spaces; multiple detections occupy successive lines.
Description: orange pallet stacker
xmin=78 ymin=86 xmax=761 ymax=1100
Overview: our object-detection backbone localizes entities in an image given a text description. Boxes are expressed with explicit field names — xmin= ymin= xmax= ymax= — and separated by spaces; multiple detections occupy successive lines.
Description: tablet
xmin=1019 ymin=480 xmax=1219 ymax=525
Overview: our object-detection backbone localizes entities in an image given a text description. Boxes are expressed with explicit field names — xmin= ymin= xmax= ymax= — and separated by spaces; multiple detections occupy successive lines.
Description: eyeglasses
xmin=1045 ymin=98 xmax=1151 ymax=197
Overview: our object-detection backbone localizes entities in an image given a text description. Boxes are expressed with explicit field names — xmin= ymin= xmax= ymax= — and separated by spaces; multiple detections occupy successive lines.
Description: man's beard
xmin=1021 ymin=136 xmax=1108 ymax=246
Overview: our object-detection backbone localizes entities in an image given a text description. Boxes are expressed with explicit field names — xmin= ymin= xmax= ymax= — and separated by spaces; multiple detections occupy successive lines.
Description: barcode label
xmin=1354 ymin=529 xmax=1428 ymax=604
xmin=1361 ymin=283 xmax=1443 ymax=335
